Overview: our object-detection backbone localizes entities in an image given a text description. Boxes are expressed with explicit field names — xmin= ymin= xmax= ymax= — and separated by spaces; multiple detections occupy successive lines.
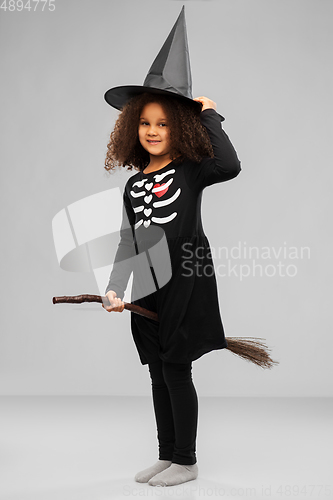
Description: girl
xmin=102 ymin=91 xmax=241 ymax=487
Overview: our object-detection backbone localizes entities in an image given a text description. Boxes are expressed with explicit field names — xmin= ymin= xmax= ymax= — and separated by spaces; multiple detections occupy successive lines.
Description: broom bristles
xmin=225 ymin=337 xmax=279 ymax=369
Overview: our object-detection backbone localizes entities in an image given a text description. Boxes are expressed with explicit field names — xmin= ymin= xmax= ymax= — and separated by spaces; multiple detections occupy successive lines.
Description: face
xmin=138 ymin=102 xmax=171 ymax=159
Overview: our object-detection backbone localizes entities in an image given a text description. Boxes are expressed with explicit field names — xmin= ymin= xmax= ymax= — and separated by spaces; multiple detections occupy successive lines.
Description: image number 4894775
xmin=0 ymin=0 xmax=56 ymax=12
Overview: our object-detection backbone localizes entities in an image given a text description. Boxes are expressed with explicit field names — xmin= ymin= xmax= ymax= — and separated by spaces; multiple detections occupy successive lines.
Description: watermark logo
xmin=51 ymin=187 xmax=172 ymax=301
xmin=181 ymin=241 xmax=310 ymax=281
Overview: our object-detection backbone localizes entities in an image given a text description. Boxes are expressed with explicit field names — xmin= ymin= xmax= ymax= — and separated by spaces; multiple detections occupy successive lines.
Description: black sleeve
xmin=104 ymin=184 xmax=136 ymax=300
xmin=185 ymin=108 xmax=242 ymax=191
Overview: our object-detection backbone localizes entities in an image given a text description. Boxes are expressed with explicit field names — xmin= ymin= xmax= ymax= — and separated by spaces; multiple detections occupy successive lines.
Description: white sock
xmin=134 ymin=459 xmax=172 ymax=483
xmin=148 ymin=462 xmax=198 ymax=486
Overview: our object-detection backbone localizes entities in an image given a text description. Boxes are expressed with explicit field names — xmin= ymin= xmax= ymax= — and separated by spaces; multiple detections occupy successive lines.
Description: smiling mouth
xmin=147 ymin=140 xmax=161 ymax=143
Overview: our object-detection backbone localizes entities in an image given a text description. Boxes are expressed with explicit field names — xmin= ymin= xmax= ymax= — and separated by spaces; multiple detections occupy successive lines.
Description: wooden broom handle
xmin=52 ymin=294 xmax=158 ymax=322
xmin=52 ymin=295 xmax=279 ymax=369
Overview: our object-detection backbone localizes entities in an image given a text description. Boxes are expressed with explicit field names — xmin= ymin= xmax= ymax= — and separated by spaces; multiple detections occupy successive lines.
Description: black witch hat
xmin=104 ymin=5 xmax=202 ymax=113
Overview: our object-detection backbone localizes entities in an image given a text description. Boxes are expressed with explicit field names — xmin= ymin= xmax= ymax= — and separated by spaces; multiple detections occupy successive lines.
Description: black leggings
xmin=148 ymin=359 xmax=198 ymax=465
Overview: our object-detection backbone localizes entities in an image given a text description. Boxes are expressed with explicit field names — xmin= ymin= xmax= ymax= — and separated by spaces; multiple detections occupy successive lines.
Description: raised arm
xmin=185 ymin=107 xmax=242 ymax=191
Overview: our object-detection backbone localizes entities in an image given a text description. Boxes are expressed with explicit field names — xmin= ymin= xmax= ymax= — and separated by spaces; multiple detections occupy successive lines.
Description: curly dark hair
xmin=104 ymin=92 xmax=214 ymax=174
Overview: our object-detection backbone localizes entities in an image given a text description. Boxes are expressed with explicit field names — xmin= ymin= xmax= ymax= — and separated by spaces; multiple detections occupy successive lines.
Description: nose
xmin=147 ymin=124 xmax=158 ymax=135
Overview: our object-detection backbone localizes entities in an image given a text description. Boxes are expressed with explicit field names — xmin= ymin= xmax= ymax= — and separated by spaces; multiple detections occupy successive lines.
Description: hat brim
xmin=104 ymin=85 xmax=203 ymax=113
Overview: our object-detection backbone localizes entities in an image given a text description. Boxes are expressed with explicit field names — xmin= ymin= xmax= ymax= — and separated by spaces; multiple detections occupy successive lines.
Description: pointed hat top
xmin=143 ymin=5 xmax=193 ymax=98
xmin=104 ymin=5 xmax=202 ymax=112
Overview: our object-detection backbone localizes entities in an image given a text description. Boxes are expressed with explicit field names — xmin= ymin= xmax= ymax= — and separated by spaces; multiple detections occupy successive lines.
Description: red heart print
xmin=154 ymin=183 xmax=169 ymax=198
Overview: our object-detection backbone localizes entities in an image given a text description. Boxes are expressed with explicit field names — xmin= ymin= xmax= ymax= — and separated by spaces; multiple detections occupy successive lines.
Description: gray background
xmin=1 ymin=0 xmax=332 ymax=396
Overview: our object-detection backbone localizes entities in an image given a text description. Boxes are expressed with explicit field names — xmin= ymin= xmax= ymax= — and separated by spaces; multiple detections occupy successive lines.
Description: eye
xmin=139 ymin=122 xmax=167 ymax=126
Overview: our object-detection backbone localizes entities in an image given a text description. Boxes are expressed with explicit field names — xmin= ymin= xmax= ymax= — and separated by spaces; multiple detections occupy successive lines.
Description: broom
xmin=53 ymin=294 xmax=279 ymax=370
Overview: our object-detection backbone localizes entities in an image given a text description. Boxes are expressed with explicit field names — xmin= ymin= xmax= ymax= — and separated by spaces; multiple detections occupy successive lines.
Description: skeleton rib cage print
xmin=131 ymin=169 xmax=179 ymax=229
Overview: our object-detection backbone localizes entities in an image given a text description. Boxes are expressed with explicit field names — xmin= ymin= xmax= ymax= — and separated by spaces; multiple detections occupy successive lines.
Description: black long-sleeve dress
xmin=105 ymin=108 xmax=241 ymax=365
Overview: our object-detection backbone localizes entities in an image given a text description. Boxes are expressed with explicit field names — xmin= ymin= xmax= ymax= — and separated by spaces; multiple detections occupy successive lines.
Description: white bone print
xmin=144 ymin=195 xmax=152 ymax=204
xmin=131 ymin=169 xmax=180 ymax=229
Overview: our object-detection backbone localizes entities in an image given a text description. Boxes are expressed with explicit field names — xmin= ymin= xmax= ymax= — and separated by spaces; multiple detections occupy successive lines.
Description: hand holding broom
xmin=102 ymin=290 xmax=126 ymax=313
